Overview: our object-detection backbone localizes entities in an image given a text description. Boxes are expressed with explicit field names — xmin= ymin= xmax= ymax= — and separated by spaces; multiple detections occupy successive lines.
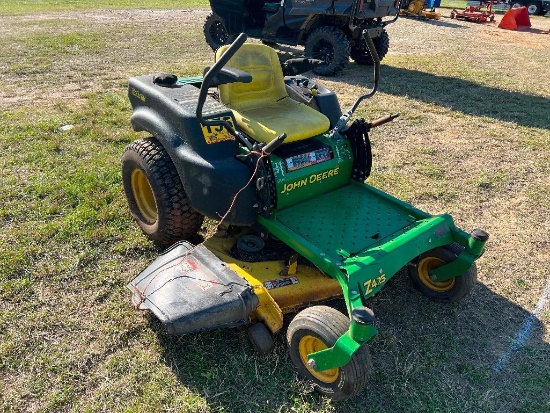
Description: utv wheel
xmin=527 ymin=1 xmax=542 ymax=14
xmin=287 ymin=306 xmax=372 ymax=401
xmin=350 ymin=29 xmax=390 ymax=66
xmin=407 ymin=245 xmax=477 ymax=303
xmin=305 ymin=26 xmax=351 ymax=76
xmin=122 ymin=137 xmax=204 ymax=246
xmin=247 ymin=322 xmax=275 ymax=355
xmin=203 ymin=13 xmax=231 ymax=51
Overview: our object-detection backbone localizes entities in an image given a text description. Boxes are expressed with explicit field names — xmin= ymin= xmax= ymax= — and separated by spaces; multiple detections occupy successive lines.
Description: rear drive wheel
xmin=407 ymin=245 xmax=477 ymax=303
xmin=287 ymin=306 xmax=372 ymax=401
xmin=122 ymin=137 xmax=204 ymax=246
xmin=203 ymin=13 xmax=232 ymax=51
xmin=350 ymin=29 xmax=390 ymax=66
xmin=305 ymin=26 xmax=351 ymax=76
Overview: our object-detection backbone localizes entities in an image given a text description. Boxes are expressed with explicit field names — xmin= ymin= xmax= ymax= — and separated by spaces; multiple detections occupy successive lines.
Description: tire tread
xmin=122 ymin=137 xmax=204 ymax=246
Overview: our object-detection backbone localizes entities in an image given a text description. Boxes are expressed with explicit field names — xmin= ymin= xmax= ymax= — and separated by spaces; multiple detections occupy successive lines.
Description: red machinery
xmin=499 ymin=6 xmax=532 ymax=30
xmin=451 ymin=1 xmax=496 ymax=22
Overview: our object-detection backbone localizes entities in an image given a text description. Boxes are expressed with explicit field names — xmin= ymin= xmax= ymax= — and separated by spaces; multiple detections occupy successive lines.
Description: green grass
xmin=0 ymin=0 xmax=210 ymax=14
xmin=0 ymin=0 xmax=475 ymax=14
xmin=1 ymin=4 xmax=549 ymax=413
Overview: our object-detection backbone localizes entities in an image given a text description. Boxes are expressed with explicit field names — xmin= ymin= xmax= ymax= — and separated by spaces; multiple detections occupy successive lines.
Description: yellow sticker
xmin=364 ymin=274 xmax=387 ymax=295
xmin=201 ymin=116 xmax=235 ymax=144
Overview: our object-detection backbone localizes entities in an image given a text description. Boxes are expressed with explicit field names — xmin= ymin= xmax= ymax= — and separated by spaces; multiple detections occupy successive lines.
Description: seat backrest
xmin=216 ymin=43 xmax=288 ymax=112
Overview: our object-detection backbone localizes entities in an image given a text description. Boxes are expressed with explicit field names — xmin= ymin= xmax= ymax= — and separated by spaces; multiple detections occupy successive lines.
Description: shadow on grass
xmin=275 ymin=51 xmax=549 ymax=130
xmin=378 ymin=66 xmax=550 ymax=130
xmin=150 ymin=275 xmax=549 ymax=412
xmin=398 ymin=15 xmax=467 ymax=29
xmin=509 ymin=26 xmax=550 ymax=34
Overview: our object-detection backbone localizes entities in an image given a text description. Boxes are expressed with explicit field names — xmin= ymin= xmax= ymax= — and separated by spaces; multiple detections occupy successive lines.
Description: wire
xmin=134 ymin=149 xmax=268 ymax=306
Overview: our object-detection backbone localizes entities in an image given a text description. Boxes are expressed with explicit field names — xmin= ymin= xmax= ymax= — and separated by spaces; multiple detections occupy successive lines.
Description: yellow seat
xmin=216 ymin=43 xmax=330 ymax=144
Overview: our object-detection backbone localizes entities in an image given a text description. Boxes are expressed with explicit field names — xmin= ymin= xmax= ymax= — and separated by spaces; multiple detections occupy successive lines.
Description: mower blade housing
xmin=127 ymin=242 xmax=259 ymax=335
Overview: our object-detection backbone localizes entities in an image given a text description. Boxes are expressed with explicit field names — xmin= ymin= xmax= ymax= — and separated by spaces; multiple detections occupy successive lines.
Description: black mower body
xmin=127 ymin=71 xmax=345 ymax=225
xmin=128 ymin=75 xmax=257 ymax=225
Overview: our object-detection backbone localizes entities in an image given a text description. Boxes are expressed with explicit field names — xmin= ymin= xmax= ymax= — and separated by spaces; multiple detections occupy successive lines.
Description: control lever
xmin=261 ymin=133 xmax=287 ymax=155
xmin=369 ymin=113 xmax=400 ymax=129
xmin=329 ymin=30 xmax=380 ymax=138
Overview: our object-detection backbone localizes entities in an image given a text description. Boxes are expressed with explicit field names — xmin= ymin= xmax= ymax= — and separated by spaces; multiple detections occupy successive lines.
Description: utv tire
xmin=350 ymin=29 xmax=390 ymax=66
xmin=527 ymin=1 xmax=542 ymax=14
xmin=305 ymin=26 xmax=351 ymax=76
xmin=407 ymin=244 xmax=477 ymax=303
xmin=203 ymin=13 xmax=232 ymax=51
xmin=122 ymin=137 xmax=204 ymax=246
xmin=287 ymin=306 xmax=372 ymax=401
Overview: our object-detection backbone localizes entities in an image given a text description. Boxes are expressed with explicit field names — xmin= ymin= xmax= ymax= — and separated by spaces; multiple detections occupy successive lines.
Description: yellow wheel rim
xmin=417 ymin=256 xmax=455 ymax=292
xmin=298 ymin=335 xmax=339 ymax=383
xmin=130 ymin=169 xmax=157 ymax=224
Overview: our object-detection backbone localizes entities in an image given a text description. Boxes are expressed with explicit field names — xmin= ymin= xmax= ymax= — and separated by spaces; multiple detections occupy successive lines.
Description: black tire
xmin=203 ymin=12 xmax=231 ymax=51
xmin=247 ymin=322 xmax=275 ymax=355
xmin=527 ymin=1 xmax=542 ymax=14
xmin=509 ymin=1 xmax=523 ymax=8
xmin=304 ymin=26 xmax=351 ymax=76
xmin=350 ymin=29 xmax=390 ymax=66
xmin=407 ymin=245 xmax=477 ymax=303
xmin=287 ymin=306 xmax=372 ymax=401
xmin=121 ymin=137 xmax=204 ymax=246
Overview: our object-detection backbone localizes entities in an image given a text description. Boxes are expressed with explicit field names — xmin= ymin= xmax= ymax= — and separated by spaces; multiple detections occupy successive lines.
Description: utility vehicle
xmin=123 ymin=33 xmax=488 ymax=400
xmin=510 ymin=0 xmax=550 ymax=15
xmin=203 ymin=0 xmax=400 ymax=76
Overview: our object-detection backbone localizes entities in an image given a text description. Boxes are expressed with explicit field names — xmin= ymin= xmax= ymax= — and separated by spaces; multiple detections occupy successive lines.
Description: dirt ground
xmin=1 ymin=9 xmax=549 ymax=107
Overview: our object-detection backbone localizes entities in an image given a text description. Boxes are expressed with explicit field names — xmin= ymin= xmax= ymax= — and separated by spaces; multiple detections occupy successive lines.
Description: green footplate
xmin=275 ymin=183 xmax=417 ymax=261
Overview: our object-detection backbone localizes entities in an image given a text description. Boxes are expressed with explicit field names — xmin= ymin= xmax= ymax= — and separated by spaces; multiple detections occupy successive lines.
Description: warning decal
xmin=264 ymin=277 xmax=299 ymax=290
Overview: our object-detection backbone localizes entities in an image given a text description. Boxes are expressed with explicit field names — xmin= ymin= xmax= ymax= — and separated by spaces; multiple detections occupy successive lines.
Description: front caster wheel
xmin=287 ymin=306 xmax=372 ymax=401
xmin=408 ymin=245 xmax=477 ymax=303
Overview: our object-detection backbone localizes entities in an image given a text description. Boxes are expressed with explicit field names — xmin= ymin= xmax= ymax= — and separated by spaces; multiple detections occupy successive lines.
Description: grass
xmin=1 ymin=2 xmax=549 ymax=413
xmin=0 ymin=0 xmax=211 ymax=14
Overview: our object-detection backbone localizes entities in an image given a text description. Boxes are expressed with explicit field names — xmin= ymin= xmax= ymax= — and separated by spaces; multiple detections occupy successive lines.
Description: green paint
xmin=270 ymin=136 xmax=353 ymax=209
xmin=257 ymin=180 xmax=486 ymax=371
xmin=308 ymin=324 xmax=377 ymax=372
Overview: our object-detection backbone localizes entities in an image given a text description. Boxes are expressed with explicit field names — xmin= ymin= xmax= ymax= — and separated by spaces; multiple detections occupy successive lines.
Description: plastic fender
xmin=130 ymin=106 xmax=182 ymax=149
xmin=129 ymin=106 xmax=258 ymax=226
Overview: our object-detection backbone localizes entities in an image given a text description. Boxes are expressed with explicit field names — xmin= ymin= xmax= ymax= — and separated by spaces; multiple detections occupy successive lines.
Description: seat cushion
xmin=231 ymin=96 xmax=330 ymax=144
xmin=216 ymin=43 xmax=330 ymax=143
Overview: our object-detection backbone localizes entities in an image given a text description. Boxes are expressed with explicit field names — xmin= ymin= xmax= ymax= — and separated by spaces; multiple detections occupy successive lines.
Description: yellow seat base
xmin=217 ymin=43 xmax=330 ymax=144
xmin=231 ymin=96 xmax=330 ymax=144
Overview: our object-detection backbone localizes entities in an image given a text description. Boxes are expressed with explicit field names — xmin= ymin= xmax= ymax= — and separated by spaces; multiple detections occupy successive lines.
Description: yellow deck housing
xmin=204 ymin=231 xmax=342 ymax=334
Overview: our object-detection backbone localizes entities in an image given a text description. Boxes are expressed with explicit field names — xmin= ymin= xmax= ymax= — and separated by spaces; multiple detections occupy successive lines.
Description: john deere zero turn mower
xmin=123 ymin=33 xmax=488 ymax=400
xmin=203 ymin=0 xmax=400 ymax=76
